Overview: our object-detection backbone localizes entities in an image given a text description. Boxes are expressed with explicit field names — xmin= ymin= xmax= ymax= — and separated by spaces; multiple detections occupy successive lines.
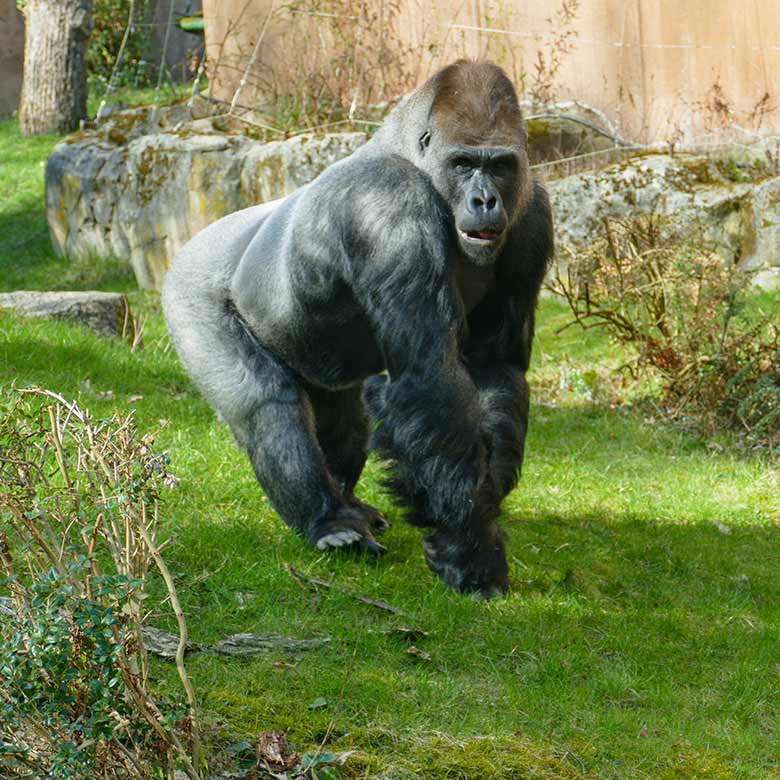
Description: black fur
xmin=163 ymin=61 xmax=553 ymax=595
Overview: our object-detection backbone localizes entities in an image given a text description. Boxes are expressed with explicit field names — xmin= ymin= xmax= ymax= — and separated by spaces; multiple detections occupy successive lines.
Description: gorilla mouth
xmin=460 ymin=228 xmax=501 ymax=243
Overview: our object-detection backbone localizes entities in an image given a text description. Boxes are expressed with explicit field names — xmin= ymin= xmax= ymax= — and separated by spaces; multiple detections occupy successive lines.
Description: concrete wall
xmin=0 ymin=0 xmax=24 ymax=117
xmin=201 ymin=0 xmax=780 ymax=147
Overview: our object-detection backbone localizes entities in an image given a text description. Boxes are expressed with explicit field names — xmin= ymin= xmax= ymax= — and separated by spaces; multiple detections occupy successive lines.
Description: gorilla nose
xmin=468 ymin=191 xmax=498 ymax=215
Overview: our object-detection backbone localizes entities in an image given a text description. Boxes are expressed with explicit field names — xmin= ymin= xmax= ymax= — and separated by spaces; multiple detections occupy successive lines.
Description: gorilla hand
xmin=423 ymin=523 xmax=509 ymax=598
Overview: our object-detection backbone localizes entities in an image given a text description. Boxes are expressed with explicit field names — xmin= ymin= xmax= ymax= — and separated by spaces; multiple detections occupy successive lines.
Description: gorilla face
xmin=444 ymin=145 xmax=522 ymax=266
xmin=419 ymin=136 xmax=528 ymax=267
xmin=413 ymin=60 xmax=533 ymax=268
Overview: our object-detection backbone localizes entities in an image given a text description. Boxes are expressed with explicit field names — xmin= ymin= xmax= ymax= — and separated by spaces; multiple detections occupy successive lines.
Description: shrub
xmin=549 ymin=211 xmax=780 ymax=448
xmin=88 ymin=0 xmax=154 ymax=89
xmin=0 ymin=389 xmax=201 ymax=779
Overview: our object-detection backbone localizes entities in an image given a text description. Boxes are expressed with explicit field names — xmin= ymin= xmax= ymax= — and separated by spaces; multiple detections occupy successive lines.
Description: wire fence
xmin=446 ymin=23 xmax=780 ymax=53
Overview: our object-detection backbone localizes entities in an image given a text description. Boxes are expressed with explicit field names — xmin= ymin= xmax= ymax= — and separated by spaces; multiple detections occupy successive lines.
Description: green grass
xmin=1 ymin=114 xmax=780 ymax=780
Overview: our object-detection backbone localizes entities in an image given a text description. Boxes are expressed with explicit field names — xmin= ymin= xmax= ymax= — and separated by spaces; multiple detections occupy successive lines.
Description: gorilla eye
xmin=452 ymin=157 xmax=472 ymax=173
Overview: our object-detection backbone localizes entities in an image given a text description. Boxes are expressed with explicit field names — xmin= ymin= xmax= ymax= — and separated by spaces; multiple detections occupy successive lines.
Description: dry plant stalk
xmin=0 ymin=388 xmax=200 ymax=780
xmin=531 ymin=0 xmax=580 ymax=104
xmin=549 ymin=211 xmax=733 ymax=384
xmin=548 ymin=212 xmax=780 ymax=443
xmin=208 ymin=0 xmax=422 ymax=135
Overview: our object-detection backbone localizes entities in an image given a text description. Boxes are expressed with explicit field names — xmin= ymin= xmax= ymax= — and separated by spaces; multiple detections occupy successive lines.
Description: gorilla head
xmin=416 ymin=62 xmax=533 ymax=266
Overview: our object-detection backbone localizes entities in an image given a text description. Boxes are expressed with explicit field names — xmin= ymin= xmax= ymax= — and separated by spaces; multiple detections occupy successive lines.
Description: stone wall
xmin=45 ymin=104 xmax=365 ymax=289
xmin=45 ymin=112 xmax=780 ymax=292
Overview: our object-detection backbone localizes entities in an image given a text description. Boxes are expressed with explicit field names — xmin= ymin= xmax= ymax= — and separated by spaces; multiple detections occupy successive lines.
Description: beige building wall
xmin=0 ymin=0 xmax=24 ymax=117
xmin=202 ymin=0 xmax=780 ymax=146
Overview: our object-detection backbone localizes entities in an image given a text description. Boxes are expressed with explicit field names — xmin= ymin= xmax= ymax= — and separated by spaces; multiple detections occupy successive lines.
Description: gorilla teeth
xmin=461 ymin=229 xmax=498 ymax=243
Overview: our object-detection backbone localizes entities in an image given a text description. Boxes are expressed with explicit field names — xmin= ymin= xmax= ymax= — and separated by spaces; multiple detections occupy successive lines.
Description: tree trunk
xmin=19 ymin=0 xmax=92 ymax=135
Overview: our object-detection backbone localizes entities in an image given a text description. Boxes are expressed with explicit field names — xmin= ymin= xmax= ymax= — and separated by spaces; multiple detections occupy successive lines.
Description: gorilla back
xmin=163 ymin=60 xmax=553 ymax=596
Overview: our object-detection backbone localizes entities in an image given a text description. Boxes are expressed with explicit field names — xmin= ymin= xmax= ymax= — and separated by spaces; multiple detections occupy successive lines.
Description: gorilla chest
xmin=455 ymin=259 xmax=496 ymax=313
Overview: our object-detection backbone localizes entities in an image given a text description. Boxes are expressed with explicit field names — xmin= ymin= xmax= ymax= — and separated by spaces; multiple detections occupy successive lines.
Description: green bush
xmin=550 ymin=212 xmax=780 ymax=448
xmin=0 ymin=390 xmax=200 ymax=780
xmin=88 ymin=0 xmax=154 ymax=89
xmin=0 ymin=564 xmax=152 ymax=779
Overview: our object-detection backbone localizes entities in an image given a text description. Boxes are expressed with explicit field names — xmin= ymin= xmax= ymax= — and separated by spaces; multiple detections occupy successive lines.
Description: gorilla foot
xmin=309 ymin=505 xmax=386 ymax=555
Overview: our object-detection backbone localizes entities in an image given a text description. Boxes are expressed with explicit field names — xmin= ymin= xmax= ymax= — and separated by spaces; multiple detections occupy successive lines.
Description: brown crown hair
xmin=429 ymin=60 xmax=526 ymax=148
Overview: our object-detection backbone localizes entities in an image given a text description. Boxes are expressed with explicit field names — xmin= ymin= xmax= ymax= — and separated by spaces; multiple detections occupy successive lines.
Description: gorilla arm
xmin=355 ymin=179 xmax=510 ymax=595
xmin=463 ymin=182 xmax=554 ymax=501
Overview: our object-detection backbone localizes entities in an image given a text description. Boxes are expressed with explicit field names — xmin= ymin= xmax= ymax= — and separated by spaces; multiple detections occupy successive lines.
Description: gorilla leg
xmin=306 ymin=383 xmax=388 ymax=533
xmin=223 ymin=311 xmax=384 ymax=554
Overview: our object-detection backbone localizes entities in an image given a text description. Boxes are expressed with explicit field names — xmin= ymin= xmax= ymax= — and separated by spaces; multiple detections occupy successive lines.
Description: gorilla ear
xmin=418 ymin=130 xmax=431 ymax=154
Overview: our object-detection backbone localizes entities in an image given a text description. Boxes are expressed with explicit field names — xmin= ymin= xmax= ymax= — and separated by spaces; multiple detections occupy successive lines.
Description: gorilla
xmin=163 ymin=60 xmax=553 ymax=597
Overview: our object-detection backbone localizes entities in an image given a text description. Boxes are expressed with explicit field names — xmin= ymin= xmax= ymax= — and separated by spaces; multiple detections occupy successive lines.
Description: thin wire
xmin=96 ymin=0 xmax=136 ymax=120
xmin=525 ymin=112 xmax=631 ymax=146
xmin=529 ymin=144 xmax=643 ymax=171
xmin=445 ymin=23 xmax=780 ymax=52
xmin=153 ymin=0 xmax=177 ymax=109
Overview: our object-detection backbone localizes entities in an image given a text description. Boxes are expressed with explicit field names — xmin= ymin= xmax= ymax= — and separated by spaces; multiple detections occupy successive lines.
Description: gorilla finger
xmin=358 ymin=534 xmax=387 ymax=555
xmin=316 ymin=530 xmax=362 ymax=550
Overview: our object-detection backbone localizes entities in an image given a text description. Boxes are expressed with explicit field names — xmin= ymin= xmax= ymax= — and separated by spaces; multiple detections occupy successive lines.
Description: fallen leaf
xmin=406 ymin=645 xmax=432 ymax=661
xmin=307 ymin=697 xmax=328 ymax=710
xmin=257 ymin=730 xmax=298 ymax=771
xmin=128 ymin=394 xmax=143 ymax=403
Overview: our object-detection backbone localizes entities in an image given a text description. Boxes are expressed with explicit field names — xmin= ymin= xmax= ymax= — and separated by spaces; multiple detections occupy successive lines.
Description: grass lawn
xmin=1 ymin=112 xmax=779 ymax=780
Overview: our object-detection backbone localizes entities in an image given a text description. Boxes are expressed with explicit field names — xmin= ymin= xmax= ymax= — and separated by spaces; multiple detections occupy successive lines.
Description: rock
xmin=142 ymin=625 xmax=329 ymax=658
xmin=0 ymin=291 xmax=134 ymax=336
xmin=46 ymin=104 xmax=366 ymax=290
xmin=752 ymin=268 xmax=780 ymax=290
xmin=45 ymin=102 xmax=780 ymax=291
xmin=547 ymin=147 xmax=780 ymax=278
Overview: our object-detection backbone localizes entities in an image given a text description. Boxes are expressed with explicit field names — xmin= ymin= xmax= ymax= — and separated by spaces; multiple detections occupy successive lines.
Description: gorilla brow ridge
xmin=430 ymin=59 xmax=525 ymax=147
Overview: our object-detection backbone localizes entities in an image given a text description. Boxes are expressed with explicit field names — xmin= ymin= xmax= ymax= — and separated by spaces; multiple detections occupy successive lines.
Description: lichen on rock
xmin=46 ymin=102 xmax=366 ymax=291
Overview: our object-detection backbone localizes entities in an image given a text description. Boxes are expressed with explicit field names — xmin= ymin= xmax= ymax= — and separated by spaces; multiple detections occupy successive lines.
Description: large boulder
xmin=546 ymin=147 xmax=780 ymax=289
xmin=46 ymin=104 xmax=366 ymax=290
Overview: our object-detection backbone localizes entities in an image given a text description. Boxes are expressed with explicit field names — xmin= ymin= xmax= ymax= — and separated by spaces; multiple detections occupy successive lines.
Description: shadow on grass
xmin=161 ymin=503 xmax=780 ymax=779
xmin=2 ymin=314 xmax=777 ymax=777
xmin=0 ymin=199 xmax=136 ymax=294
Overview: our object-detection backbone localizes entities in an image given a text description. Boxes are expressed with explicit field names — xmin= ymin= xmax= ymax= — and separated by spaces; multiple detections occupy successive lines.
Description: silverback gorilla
xmin=163 ymin=60 xmax=553 ymax=597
